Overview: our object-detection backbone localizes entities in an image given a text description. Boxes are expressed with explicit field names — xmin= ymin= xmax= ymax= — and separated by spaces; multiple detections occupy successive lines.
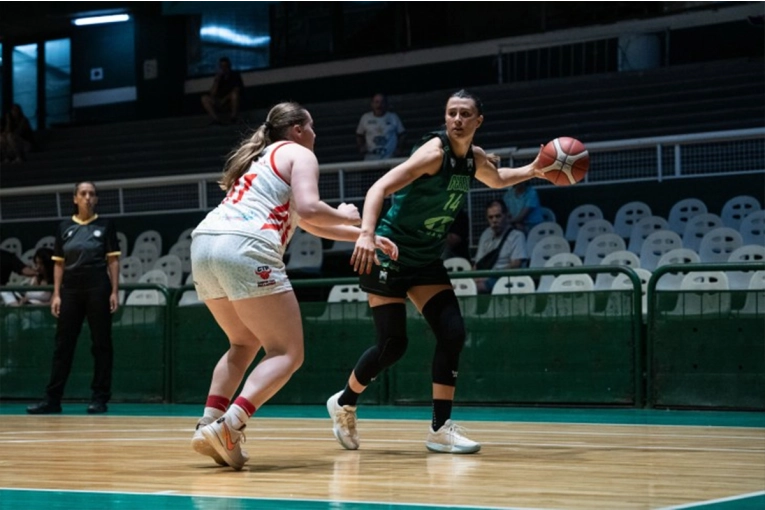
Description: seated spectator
xmin=442 ymin=208 xmax=471 ymax=260
xmin=473 ymin=200 xmax=527 ymax=294
xmin=1 ymin=247 xmax=39 ymax=306
xmin=12 ymin=248 xmax=54 ymax=306
xmin=356 ymin=93 xmax=406 ymax=160
xmin=0 ymin=104 xmax=35 ymax=164
xmin=201 ymin=57 xmax=244 ymax=125
xmin=503 ymin=181 xmax=544 ymax=233
xmin=1 ymin=248 xmax=37 ymax=286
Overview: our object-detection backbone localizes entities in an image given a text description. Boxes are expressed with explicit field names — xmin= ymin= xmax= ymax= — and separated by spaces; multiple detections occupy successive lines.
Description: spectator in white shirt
xmin=473 ymin=200 xmax=527 ymax=293
xmin=356 ymin=93 xmax=406 ymax=160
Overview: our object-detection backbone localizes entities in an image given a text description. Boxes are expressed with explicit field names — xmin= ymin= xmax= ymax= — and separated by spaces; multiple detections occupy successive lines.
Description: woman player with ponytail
xmin=190 ymin=102 xmax=398 ymax=470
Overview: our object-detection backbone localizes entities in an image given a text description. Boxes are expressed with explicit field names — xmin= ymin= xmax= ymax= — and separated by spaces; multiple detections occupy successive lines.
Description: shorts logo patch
xmin=255 ymin=265 xmax=275 ymax=287
xmin=379 ymin=270 xmax=387 ymax=283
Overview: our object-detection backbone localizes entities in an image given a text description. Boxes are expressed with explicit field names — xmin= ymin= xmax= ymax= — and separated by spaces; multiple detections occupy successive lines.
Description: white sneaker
xmin=200 ymin=417 xmax=248 ymax=470
xmin=192 ymin=417 xmax=227 ymax=466
xmin=192 ymin=416 xmax=251 ymax=466
xmin=426 ymin=420 xmax=481 ymax=454
xmin=326 ymin=391 xmax=359 ymax=450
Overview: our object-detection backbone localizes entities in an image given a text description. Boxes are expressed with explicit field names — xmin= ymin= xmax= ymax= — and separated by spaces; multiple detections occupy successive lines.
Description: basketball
xmin=538 ymin=137 xmax=589 ymax=186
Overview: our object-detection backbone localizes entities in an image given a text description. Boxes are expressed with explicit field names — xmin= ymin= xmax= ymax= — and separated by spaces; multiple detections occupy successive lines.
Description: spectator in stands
xmin=442 ymin=208 xmax=471 ymax=261
xmin=0 ymin=248 xmax=37 ymax=286
xmin=356 ymin=93 xmax=406 ymax=160
xmin=189 ymin=101 xmax=398 ymax=470
xmin=326 ymin=89 xmax=546 ymax=455
xmin=201 ymin=57 xmax=244 ymax=125
xmin=7 ymin=248 xmax=54 ymax=306
xmin=0 ymin=104 xmax=35 ymax=164
xmin=473 ymin=200 xmax=527 ymax=293
xmin=0 ymin=248 xmax=38 ymax=306
xmin=502 ymin=181 xmax=544 ymax=233
xmin=27 ymin=181 xmax=121 ymax=416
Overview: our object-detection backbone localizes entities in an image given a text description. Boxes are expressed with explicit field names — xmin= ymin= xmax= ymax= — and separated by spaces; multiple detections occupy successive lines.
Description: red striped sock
xmin=205 ymin=395 xmax=230 ymax=413
xmin=233 ymin=396 xmax=256 ymax=417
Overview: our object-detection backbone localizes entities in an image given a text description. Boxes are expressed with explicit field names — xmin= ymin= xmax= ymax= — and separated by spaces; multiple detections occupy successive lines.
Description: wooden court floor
xmin=0 ymin=404 xmax=763 ymax=510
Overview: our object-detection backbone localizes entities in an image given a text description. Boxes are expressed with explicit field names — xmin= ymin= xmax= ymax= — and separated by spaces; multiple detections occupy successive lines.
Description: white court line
xmin=1 ymin=433 xmax=763 ymax=453
xmin=3 ymin=412 xmax=764 ymax=432
xmin=0 ymin=486 xmax=552 ymax=510
xmin=653 ymin=490 xmax=765 ymax=509
xmin=1 ymin=423 xmax=763 ymax=443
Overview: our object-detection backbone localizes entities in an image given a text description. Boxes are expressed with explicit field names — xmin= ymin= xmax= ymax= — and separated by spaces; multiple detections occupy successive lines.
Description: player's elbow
xmin=484 ymin=178 xmax=505 ymax=189
xmin=296 ymin=202 xmax=321 ymax=221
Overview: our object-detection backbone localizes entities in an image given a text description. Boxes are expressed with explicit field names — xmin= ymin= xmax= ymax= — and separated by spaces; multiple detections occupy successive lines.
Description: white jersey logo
xmin=193 ymin=142 xmax=300 ymax=255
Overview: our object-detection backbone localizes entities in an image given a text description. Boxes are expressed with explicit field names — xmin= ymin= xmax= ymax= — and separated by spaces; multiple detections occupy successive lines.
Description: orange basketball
xmin=538 ymin=137 xmax=589 ymax=186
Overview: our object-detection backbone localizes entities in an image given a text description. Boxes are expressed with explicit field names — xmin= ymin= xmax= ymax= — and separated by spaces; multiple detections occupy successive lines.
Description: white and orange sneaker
xmin=200 ymin=417 xmax=248 ymax=470
xmin=192 ymin=417 xmax=227 ymax=466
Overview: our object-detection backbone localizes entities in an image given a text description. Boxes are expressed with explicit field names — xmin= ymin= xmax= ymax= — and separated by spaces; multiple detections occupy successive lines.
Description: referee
xmin=27 ymin=181 xmax=121 ymax=415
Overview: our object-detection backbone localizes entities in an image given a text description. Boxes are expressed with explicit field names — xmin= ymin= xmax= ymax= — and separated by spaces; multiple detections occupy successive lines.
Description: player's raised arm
xmin=474 ymin=145 xmax=542 ymax=189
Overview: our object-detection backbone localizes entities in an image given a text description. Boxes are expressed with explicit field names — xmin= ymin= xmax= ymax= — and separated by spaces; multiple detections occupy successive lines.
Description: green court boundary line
xmin=1 ymin=403 xmax=763 ymax=428
xmin=0 ymin=487 xmax=549 ymax=510
xmin=654 ymin=490 xmax=765 ymax=510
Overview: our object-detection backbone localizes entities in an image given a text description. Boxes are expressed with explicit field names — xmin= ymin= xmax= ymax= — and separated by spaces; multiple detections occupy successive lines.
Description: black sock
xmin=338 ymin=385 xmax=360 ymax=407
xmin=432 ymin=399 xmax=452 ymax=431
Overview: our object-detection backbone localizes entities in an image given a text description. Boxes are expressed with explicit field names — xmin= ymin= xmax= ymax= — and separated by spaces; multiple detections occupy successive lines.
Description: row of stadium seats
xmin=318 ymin=267 xmax=765 ymax=321
xmin=2 ymin=195 xmax=762 ymax=286
xmin=529 ymin=224 xmax=763 ymax=272
xmin=562 ymin=195 xmax=762 ymax=244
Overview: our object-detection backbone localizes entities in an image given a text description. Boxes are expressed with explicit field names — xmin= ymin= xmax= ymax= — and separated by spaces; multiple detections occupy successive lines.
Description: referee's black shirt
xmin=53 ymin=215 xmax=120 ymax=286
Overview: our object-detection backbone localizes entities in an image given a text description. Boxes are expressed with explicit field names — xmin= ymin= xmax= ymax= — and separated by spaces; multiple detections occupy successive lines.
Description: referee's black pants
xmin=45 ymin=274 xmax=113 ymax=404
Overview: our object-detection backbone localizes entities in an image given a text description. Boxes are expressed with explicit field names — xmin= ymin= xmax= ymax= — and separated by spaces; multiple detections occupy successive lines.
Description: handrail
xmin=510 ymin=127 xmax=765 ymax=158
xmin=1 ymin=128 xmax=763 ymax=197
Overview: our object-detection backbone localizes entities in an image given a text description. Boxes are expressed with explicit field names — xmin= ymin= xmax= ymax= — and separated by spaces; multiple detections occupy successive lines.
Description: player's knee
xmin=372 ymin=303 xmax=409 ymax=368
xmin=289 ymin=346 xmax=305 ymax=374
xmin=377 ymin=333 xmax=408 ymax=368
xmin=422 ymin=290 xmax=466 ymax=358
xmin=353 ymin=303 xmax=409 ymax=386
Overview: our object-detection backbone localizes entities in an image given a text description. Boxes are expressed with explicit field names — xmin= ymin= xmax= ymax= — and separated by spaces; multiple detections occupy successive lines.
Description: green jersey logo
xmin=423 ymin=215 xmax=454 ymax=234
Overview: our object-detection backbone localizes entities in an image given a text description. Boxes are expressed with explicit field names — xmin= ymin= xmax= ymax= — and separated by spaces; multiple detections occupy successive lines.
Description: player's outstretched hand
xmin=338 ymin=203 xmax=361 ymax=226
xmin=531 ymin=144 xmax=546 ymax=179
xmin=374 ymin=235 xmax=398 ymax=262
xmin=351 ymin=232 xmax=377 ymax=274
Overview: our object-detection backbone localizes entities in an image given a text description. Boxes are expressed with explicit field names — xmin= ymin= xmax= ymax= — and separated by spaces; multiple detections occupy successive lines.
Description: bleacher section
xmin=4 ymin=58 xmax=763 ymax=188
xmin=3 ymin=195 xmax=762 ymax=292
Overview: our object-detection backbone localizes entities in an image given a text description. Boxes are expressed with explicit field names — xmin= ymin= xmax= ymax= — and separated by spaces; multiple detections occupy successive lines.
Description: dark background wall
xmin=133 ymin=13 xmax=187 ymax=119
xmin=70 ymin=20 xmax=137 ymax=123
xmin=2 ymin=2 xmax=763 ymax=120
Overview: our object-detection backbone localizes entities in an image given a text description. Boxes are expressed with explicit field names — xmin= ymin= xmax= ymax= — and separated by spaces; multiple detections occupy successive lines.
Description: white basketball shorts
xmin=190 ymin=233 xmax=291 ymax=301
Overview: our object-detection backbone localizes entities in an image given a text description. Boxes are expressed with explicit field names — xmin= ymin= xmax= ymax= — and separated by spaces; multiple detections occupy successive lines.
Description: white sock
xmin=226 ymin=404 xmax=249 ymax=430
xmin=203 ymin=406 xmax=225 ymax=422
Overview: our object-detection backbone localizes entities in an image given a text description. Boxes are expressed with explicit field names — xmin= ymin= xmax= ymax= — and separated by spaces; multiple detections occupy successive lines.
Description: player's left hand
xmin=110 ymin=293 xmax=119 ymax=314
xmin=531 ymin=144 xmax=546 ymax=178
xmin=351 ymin=232 xmax=378 ymax=274
xmin=374 ymin=235 xmax=398 ymax=261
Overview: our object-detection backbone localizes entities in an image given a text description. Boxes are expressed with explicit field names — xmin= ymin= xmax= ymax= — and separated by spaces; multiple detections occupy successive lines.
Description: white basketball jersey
xmin=193 ymin=142 xmax=301 ymax=256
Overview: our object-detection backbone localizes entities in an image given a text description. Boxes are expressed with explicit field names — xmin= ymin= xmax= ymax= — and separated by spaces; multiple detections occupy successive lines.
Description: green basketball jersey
xmin=376 ymin=131 xmax=476 ymax=267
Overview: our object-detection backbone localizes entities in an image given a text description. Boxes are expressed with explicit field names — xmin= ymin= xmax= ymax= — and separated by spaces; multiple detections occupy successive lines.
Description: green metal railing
xmin=0 ymin=266 xmax=651 ymax=408
xmin=646 ymin=262 xmax=765 ymax=410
